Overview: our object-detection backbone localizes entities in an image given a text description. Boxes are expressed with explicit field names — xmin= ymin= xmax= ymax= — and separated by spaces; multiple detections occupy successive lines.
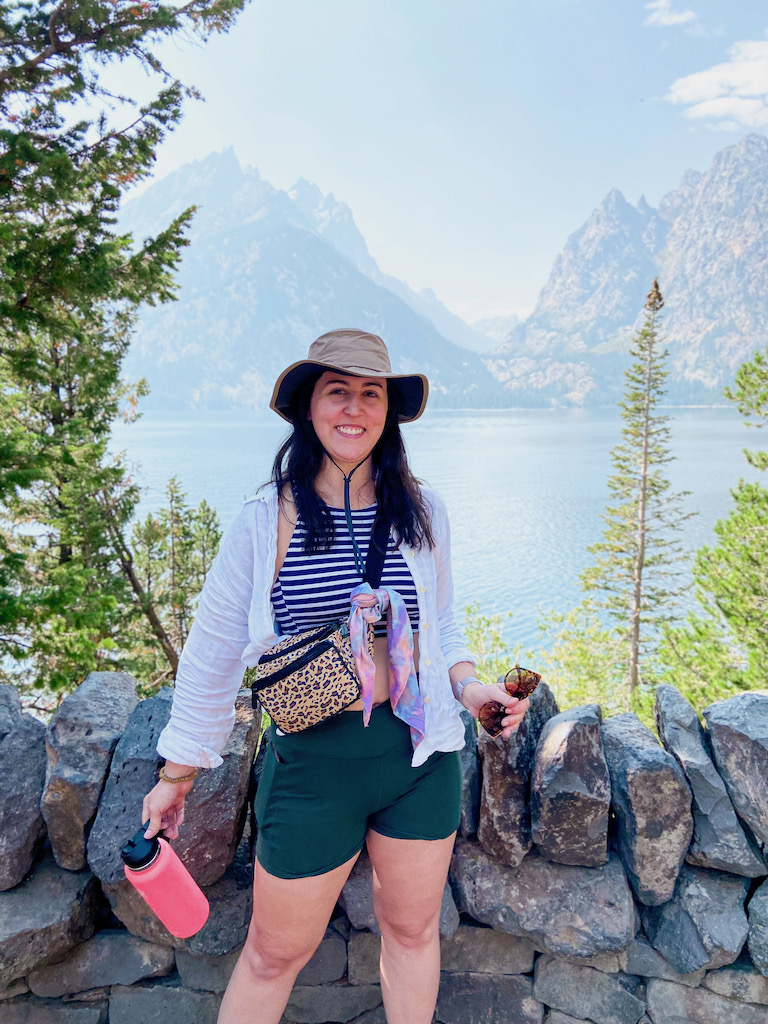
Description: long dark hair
xmin=270 ymin=373 xmax=434 ymax=553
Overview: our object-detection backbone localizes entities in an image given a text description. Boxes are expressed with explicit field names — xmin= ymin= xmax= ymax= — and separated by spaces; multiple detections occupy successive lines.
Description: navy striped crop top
xmin=271 ymin=505 xmax=420 ymax=639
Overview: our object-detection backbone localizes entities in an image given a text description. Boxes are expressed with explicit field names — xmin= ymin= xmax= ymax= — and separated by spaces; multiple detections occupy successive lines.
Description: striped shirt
xmin=271 ymin=505 xmax=419 ymax=638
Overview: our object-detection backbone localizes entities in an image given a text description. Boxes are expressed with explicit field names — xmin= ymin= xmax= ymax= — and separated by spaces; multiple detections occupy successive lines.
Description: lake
xmin=110 ymin=407 xmax=761 ymax=650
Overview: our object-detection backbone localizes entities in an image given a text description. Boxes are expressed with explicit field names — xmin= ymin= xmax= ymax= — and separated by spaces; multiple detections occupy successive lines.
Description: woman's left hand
xmin=461 ymin=681 xmax=530 ymax=741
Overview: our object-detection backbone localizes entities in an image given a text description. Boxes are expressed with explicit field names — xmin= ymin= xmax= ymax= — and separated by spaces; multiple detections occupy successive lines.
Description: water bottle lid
xmin=121 ymin=822 xmax=161 ymax=870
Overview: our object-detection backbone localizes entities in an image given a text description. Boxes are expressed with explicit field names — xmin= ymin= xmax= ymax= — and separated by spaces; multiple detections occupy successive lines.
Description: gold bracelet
xmin=159 ymin=766 xmax=199 ymax=784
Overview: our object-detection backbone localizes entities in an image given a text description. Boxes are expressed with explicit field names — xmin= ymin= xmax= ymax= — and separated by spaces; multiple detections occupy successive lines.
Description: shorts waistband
xmin=271 ymin=701 xmax=410 ymax=759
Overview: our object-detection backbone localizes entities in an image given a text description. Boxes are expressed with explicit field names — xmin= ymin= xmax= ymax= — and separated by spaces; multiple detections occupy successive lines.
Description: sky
xmin=117 ymin=0 xmax=768 ymax=323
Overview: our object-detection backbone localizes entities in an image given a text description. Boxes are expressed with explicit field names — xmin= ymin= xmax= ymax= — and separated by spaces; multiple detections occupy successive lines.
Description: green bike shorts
xmin=254 ymin=701 xmax=462 ymax=879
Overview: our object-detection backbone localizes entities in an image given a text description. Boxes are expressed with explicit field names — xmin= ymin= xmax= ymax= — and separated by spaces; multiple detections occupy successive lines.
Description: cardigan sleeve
xmin=428 ymin=491 xmax=476 ymax=671
xmin=156 ymin=503 xmax=257 ymax=768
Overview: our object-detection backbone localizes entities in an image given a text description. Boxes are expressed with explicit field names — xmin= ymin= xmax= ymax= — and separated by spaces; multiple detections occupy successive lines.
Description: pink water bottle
xmin=121 ymin=823 xmax=209 ymax=938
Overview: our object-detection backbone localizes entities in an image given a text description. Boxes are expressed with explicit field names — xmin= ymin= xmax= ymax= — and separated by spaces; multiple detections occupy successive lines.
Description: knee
xmin=377 ymin=908 xmax=440 ymax=951
xmin=238 ymin=921 xmax=318 ymax=983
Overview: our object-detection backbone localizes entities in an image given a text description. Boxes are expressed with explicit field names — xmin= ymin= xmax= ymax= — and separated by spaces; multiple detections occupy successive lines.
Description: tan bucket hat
xmin=270 ymin=329 xmax=429 ymax=424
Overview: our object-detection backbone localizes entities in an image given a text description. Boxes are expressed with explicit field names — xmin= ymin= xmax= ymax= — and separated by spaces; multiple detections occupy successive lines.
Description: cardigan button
xmin=424 ymin=659 xmax=432 ymax=666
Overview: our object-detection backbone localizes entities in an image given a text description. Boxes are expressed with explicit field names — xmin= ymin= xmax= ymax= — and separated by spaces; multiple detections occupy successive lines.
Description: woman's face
xmin=309 ymin=371 xmax=388 ymax=471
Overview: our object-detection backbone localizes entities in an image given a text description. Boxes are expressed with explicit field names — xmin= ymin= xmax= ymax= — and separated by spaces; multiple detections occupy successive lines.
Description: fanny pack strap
xmin=364 ymin=514 xmax=390 ymax=590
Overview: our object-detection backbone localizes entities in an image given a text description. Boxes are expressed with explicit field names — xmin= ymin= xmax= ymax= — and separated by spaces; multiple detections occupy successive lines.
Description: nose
xmin=343 ymin=392 xmax=362 ymax=414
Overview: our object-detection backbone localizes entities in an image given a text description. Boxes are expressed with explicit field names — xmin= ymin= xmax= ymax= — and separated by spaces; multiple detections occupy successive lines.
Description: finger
xmin=144 ymin=807 xmax=163 ymax=840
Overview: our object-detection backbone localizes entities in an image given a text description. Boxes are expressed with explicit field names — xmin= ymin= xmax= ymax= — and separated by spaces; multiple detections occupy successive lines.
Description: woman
xmin=142 ymin=329 xmax=529 ymax=1024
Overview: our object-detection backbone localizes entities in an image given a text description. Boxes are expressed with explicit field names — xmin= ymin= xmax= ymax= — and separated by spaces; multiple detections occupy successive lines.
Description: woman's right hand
xmin=142 ymin=765 xmax=197 ymax=841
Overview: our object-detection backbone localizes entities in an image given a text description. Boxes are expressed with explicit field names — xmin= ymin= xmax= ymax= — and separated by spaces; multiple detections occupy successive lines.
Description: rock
xmin=655 ymin=684 xmax=765 ymax=877
xmin=346 ymin=1008 xmax=387 ymax=1024
xmin=0 ymin=996 xmax=108 ymax=1022
xmin=184 ymin=871 xmax=252 ymax=957
xmin=543 ymin=1014 xmax=593 ymax=1024
xmin=531 ymin=703 xmax=610 ymax=867
xmin=88 ymin=689 xmax=257 ymax=896
xmin=175 ymin=949 xmax=239 ymax=992
xmin=601 ymin=712 xmax=693 ymax=905
xmin=749 ymin=877 xmax=768 ymax=975
xmin=167 ymin=692 xmax=260 ymax=886
xmin=27 ymin=929 xmax=174 ymax=997
xmin=285 ymin=984 xmax=382 ymax=1023
xmin=109 ymin=978 xmax=220 ymax=1024
xmin=436 ymin=972 xmax=544 ymax=1024
xmin=646 ymin=977 xmax=768 ymax=1024
xmin=340 ymin=847 xmax=459 ymax=938
xmin=534 ymin=956 xmax=645 ymax=1024
xmin=348 ymin=930 xmax=380 ymax=985
xmin=458 ymin=708 xmax=481 ymax=837
xmin=0 ymin=684 xmax=22 ymax=739
xmin=0 ymin=712 xmax=47 ymax=890
xmin=451 ymin=839 xmax=634 ymax=958
xmin=702 ymin=961 xmax=768 ymax=1004
xmin=704 ymin=693 xmax=768 ymax=850
xmin=87 ymin=688 xmax=174 ymax=888
xmin=0 ymin=856 xmax=100 ymax=985
xmin=0 ymin=979 xmax=29 ymax=1001
xmin=623 ymin=933 xmax=705 ymax=987
xmin=41 ymin=672 xmax=139 ymax=871
xmin=477 ymin=682 xmax=559 ymax=867
xmin=441 ymin=923 xmax=536 ymax=974
xmin=296 ymin=928 xmax=347 ymax=985
xmin=642 ymin=863 xmax=749 ymax=973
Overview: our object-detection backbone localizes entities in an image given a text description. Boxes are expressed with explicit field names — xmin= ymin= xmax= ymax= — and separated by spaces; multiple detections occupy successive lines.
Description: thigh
xmin=366 ymin=830 xmax=456 ymax=935
xmin=247 ymin=850 xmax=360 ymax=965
xmin=254 ymin=728 xmax=372 ymax=879
xmin=370 ymin=749 xmax=462 ymax=842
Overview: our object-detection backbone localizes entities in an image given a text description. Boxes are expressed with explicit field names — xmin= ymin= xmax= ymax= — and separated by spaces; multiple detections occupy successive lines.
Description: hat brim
xmin=270 ymin=360 xmax=429 ymax=424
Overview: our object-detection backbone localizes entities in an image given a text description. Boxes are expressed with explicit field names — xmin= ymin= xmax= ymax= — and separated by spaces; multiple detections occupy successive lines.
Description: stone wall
xmin=1 ymin=675 xmax=768 ymax=1024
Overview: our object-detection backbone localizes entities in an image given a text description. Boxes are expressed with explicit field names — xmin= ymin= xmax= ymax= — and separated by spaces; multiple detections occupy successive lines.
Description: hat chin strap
xmin=323 ymin=450 xmax=372 ymax=577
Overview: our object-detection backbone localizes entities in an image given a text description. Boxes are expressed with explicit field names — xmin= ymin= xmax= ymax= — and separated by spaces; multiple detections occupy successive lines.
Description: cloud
xmin=667 ymin=36 xmax=768 ymax=129
xmin=644 ymin=0 xmax=697 ymax=28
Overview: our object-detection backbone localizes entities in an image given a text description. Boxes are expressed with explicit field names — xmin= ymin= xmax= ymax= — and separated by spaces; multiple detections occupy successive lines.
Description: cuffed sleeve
xmin=430 ymin=493 xmax=476 ymax=670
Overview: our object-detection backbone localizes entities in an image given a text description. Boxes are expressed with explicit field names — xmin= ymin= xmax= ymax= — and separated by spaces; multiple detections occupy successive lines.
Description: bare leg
xmin=217 ymin=850 xmax=360 ymax=1024
xmin=366 ymin=830 xmax=456 ymax=1024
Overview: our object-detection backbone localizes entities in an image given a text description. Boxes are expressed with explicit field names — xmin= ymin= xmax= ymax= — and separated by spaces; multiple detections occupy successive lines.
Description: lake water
xmin=110 ymin=407 xmax=761 ymax=650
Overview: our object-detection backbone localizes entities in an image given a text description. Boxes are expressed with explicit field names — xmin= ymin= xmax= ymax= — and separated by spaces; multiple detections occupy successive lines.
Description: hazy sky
xmin=121 ymin=0 xmax=768 ymax=321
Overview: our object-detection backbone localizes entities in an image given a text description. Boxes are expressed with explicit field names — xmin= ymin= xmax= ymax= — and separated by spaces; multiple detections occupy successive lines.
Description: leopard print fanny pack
xmin=251 ymin=618 xmax=374 ymax=733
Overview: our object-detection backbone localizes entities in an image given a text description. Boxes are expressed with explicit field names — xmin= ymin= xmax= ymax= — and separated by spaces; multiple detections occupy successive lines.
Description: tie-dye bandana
xmin=349 ymin=582 xmax=426 ymax=752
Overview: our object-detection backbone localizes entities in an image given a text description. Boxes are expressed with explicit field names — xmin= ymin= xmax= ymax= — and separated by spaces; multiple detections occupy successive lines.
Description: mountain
xmin=488 ymin=134 xmax=768 ymax=405
xmin=121 ymin=150 xmax=498 ymax=410
xmin=472 ymin=314 xmax=520 ymax=348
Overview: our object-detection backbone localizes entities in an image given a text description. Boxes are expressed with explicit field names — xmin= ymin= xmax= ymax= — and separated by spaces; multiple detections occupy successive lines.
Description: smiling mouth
xmin=336 ymin=426 xmax=365 ymax=436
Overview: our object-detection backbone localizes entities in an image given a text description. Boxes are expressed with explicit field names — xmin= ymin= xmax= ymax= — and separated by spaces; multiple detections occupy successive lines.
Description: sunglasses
xmin=478 ymin=665 xmax=542 ymax=738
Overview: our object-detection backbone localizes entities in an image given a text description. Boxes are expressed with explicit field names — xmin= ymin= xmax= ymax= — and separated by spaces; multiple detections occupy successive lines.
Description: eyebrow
xmin=324 ymin=378 xmax=384 ymax=389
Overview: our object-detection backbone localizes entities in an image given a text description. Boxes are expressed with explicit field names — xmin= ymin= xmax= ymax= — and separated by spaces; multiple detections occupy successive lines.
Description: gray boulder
xmin=0 ymin=995 xmax=108 ymax=1022
xmin=655 ymin=684 xmax=765 ymax=877
xmin=27 ymin=929 xmax=173 ymax=996
xmin=477 ymin=682 xmax=559 ymax=867
xmin=285 ymin=984 xmax=383 ymax=1023
xmin=533 ymin=956 xmax=645 ymax=1024
xmin=348 ymin=929 xmax=381 ymax=985
xmin=0 ymin=684 xmax=22 ymax=739
xmin=704 ymin=693 xmax=768 ymax=850
xmin=748 ymin=877 xmax=768 ymax=975
xmin=0 ymin=710 xmax=47 ymax=891
xmin=623 ymin=933 xmax=705 ymax=987
xmin=451 ymin=839 xmax=635 ymax=958
xmin=441 ymin=923 xmax=536 ymax=975
xmin=0 ymin=855 xmax=99 ymax=985
xmin=42 ymin=672 xmax=139 ymax=871
xmin=110 ymin=978 xmax=220 ymax=1024
xmin=436 ymin=972 xmax=543 ymax=1024
xmin=340 ymin=847 xmax=459 ymax=939
xmin=646 ymin=977 xmax=768 ymax=1024
xmin=702 ymin=961 xmax=768 ymax=1004
xmin=643 ymin=863 xmax=750 ymax=973
xmin=531 ymin=703 xmax=610 ymax=866
xmin=601 ymin=712 xmax=693 ymax=905
xmin=458 ymin=708 xmax=481 ymax=837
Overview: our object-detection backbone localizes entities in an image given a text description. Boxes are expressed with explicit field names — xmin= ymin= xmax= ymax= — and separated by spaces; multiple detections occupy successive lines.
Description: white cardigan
xmin=157 ymin=484 xmax=473 ymax=768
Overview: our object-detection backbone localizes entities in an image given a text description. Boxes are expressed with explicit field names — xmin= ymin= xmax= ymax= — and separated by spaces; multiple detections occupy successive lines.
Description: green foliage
xmin=461 ymin=602 xmax=529 ymax=685
xmin=660 ymin=345 xmax=768 ymax=700
xmin=0 ymin=0 xmax=246 ymax=695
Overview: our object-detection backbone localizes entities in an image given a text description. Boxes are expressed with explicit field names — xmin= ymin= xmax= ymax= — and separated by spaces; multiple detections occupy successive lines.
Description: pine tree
xmin=660 ymin=347 xmax=768 ymax=702
xmin=539 ymin=280 xmax=693 ymax=715
xmin=0 ymin=0 xmax=245 ymax=691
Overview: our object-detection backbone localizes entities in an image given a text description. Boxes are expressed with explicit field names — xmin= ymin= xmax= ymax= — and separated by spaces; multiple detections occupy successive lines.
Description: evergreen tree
xmin=539 ymin=280 xmax=692 ymax=715
xmin=0 ymin=0 xmax=245 ymax=691
xmin=660 ymin=347 xmax=768 ymax=701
